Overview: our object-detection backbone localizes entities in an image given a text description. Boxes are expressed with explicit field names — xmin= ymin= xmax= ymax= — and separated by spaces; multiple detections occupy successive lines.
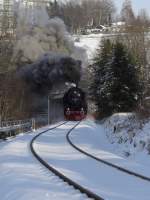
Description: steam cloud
xmin=13 ymin=3 xmax=87 ymax=67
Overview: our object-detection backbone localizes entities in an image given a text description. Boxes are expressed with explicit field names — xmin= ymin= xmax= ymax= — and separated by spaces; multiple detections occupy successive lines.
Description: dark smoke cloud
xmin=20 ymin=53 xmax=82 ymax=94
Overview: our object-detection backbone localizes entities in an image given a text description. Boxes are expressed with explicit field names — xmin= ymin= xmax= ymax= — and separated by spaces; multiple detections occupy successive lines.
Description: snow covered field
xmin=74 ymin=34 xmax=103 ymax=61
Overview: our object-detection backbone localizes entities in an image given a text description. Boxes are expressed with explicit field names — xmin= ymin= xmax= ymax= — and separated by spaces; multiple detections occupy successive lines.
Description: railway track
xmin=67 ymin=124 xmax=150 ymax=183
xmin=30 ymin=121 xmax=104 ymax=200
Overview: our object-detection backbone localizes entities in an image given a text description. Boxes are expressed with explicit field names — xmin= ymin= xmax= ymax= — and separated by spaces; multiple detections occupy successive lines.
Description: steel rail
xmin=66 ymin=125 xmax=150 ymax=183
xmin=30 ymin=121 xmax=104 ymax=200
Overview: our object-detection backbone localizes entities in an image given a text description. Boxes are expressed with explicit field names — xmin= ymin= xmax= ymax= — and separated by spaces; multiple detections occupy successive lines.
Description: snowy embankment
xmin=70 ymin=118 xmax=150 ymax=176
xmin=103 ymin=113 xmax=150 ymax=165
xmin=33 ymin=120 xmax=150 ymax=200
xmin=0 ymin=123 xmax=90 ymax=200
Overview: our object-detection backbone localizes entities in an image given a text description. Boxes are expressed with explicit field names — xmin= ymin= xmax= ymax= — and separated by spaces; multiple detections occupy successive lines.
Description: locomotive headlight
xmin=66 ymin=108 xmax=71 ymax=115
xmin=80 ymin=108 xmax=84 ymax=115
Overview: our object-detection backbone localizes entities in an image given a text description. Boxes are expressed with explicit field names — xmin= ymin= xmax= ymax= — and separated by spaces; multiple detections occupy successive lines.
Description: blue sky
xmin=114 ymin=0 xmax=150 ymax=14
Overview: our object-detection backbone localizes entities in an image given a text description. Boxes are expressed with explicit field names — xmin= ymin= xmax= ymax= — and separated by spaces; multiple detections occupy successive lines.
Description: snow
xmin=74 ymin=34 xmax=103 ymax=61
xmin=103 ymin=113 xmax=150 ymax=166
xmin=1 ymin=119 xmax=150 ymax=200
xmin=33 ymin=120 xmax=150 ymax=200
xmin=112 ymin=22 xmax=126 ymax=26
xmin=70 ymin=119 xmax=150 ymax=176
xmin=0 ymin=124 xmax=92 ymax=200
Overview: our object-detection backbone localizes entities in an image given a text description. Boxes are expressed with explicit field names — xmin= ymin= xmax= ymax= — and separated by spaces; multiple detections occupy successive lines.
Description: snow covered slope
xmin=74 ymin=34 xmax=103 ymax=61
xmin=103 ymin=113 xmax=150 ymax=166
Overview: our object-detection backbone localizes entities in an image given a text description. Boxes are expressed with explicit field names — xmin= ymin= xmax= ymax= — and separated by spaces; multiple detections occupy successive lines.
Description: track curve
xmin=66 ymin=125 xmax=150 ymax=183
xmin=30 ymin=121 xmax=104 ymax=200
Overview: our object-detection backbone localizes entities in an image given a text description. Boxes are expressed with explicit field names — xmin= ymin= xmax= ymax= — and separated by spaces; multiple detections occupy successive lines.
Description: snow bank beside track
xmin=104 ymin=113 xmax=150 ymax=165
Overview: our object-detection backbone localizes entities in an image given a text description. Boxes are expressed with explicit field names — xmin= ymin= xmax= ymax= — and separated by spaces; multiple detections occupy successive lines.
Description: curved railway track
xmin=67 ymin=125 xmax=150 ymax=183
xmin=30 ymin=121 xmax=104 ymax=200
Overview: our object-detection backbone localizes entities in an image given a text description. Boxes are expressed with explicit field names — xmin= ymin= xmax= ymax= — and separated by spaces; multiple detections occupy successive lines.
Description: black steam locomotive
xmin=63 ymin=87 xmax=87 ymax=120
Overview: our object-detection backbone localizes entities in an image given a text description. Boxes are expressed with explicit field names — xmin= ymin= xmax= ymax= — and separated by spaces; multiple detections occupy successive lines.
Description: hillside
xmin=75 ymin=33 xmax=150 ymax=165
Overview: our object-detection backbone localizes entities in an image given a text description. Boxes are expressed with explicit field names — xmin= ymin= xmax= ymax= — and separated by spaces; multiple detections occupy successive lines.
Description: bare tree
xmin=81 ymin=0 xmax=115 ymax=26
xmin=62 ymin=1 xmax=84 ymax=33
xmin=120 ymin=0 xmax=135 ymax=25
xmin=137 ymin=9 xmax=150 ymax=27
xmin=48 ymin=0 xmax=116 ymax=33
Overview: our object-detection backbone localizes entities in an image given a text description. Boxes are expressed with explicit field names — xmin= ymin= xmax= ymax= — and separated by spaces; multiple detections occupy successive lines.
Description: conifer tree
xmin=90 ymin=40 xmax=143 ymax=118
xmin=90 ymin=39 xmax=113 ymax=117
xmin=111 ymin=42 xmax=142 ymax=112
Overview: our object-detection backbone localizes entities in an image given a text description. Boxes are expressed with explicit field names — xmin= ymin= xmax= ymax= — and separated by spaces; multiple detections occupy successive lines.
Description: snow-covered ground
xmin=1 ymin=119 xmax=150 ymax=200
xmin=33 ymin=120 xmax=150 ymax=200
xmin=70 ymin=119 xmax=150 ymax=176
xmin=103 ymin=113 xmax=150 ymax=166
xmin=0 ymin=123 xmax=92 ymax=200
xmin=74 ymin=34 xmax=103 ymax=61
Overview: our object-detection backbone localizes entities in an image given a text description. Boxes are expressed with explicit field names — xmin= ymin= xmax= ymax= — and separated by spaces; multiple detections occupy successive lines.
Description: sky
xmin=114 ymin=0 xmax=150 ymax=15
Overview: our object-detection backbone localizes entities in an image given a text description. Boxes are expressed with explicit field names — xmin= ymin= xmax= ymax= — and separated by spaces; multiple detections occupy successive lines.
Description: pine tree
xmin=90 ymin=40 xmax=143 ymax=118
xmin=111 ymin=42 xmax=142 ymax=112
xmin=90 ymin=39 xmax=114 ymax=117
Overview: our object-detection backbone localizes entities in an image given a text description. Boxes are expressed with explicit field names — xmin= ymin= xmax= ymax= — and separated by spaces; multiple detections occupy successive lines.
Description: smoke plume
xmin=20 ymin=53 xmax=82 ymax=94
xmin=12 ymin=3 xmax=87 ymax=67
xmin=12 ymin=3 xmax=87 ymax=115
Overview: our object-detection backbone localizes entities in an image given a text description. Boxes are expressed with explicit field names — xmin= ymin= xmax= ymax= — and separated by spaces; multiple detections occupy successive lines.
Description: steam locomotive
xmin=63 ymin=87 xmax=87 ymax=120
